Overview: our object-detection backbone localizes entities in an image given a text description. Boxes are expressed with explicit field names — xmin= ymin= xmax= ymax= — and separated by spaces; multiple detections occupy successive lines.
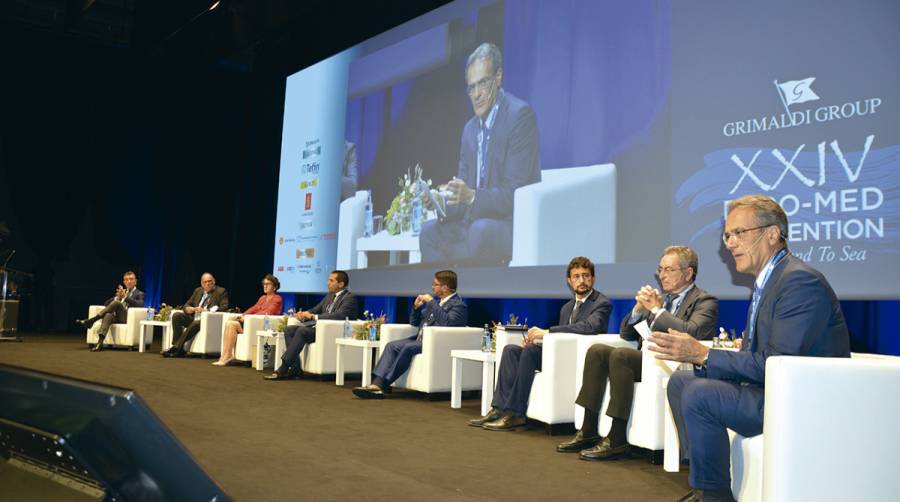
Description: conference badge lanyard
xmin=747 ymin=248 xmax=789 ymax=347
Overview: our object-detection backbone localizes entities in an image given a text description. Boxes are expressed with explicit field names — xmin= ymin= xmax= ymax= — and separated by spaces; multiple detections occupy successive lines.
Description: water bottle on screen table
xmin=411 ymin=185 xmax=422 ymax=237
xmin=343 ymin=316 xmax=351 ymax=338
xmin=263 ymin=315 xmax=270 ymax=332
xmin=146 ymin=308 xmax=153 ymax=321
xmin=364 ymin=190 xmax=374 ymax=237
xmin=368 ymin=324 xmax=377 ymax=342
xmin=482 ymin=324 xmax=491 ymax=352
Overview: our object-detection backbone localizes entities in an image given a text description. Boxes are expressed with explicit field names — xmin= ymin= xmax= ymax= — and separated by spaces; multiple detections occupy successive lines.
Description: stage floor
xmin=0 ymin=334 xmax=689 ymax=501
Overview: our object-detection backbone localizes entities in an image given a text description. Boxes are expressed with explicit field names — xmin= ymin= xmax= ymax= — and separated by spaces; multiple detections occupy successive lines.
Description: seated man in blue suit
xmin=471 ymin=256 xmax=612 ymax=430
xmin=650 ymin=195 xmax=850 ymax=502
xmin=419 ymin=42 xmax=540 ymax=264
xmin=264 ymin=270 xmax=358 ymax=381
xmin=77 ymin=270 xmax=145 ymax=352
xmin=353 ymin=270 xmax=467 ymax=399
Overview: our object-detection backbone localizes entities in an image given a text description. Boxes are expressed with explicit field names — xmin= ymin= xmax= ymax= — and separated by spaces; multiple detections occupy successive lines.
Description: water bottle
xmin=482 ymin=324 xmax=491 ymax=352
xmin=146 ymin=308 xmax=153 ymax=321
xmin=263 ymin=315 xmax=270 ymax=332
xmin=368 ymin=324 xmax=377 ymax=342
xmin=343 ymin=316 xmax=351 ymax=338
xmin=364 ymin=190 xmax=374 ymax=237
xmin=411 ymin=186 xmax=422 ymax=236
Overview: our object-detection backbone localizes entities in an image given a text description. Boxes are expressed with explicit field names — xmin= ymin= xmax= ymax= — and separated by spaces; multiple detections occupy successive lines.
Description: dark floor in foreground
xmin=0 ymin=334 xmax=689 ymax=501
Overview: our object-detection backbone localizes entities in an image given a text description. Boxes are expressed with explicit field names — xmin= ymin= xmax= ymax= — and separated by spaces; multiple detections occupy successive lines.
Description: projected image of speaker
xmin=0 ymin=364 xmax=230 ymax=501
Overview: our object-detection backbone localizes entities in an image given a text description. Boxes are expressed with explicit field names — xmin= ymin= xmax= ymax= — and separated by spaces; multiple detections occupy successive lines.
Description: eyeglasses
xmin=722 ymin=225 xmax=771 ymax=245
xmin=656 ymin=266 xmax=685 ymax=275
xmin=466 ymin=73 xmax=497 ymax=95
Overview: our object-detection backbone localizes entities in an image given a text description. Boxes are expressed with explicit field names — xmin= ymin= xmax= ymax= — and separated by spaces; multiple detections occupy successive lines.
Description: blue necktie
xmin=416 ymin=312 xmax=435 ymax=341
xmin=747 ymin=285 xmax=762 ymax=347
xmin=477 ymin=123 xmax=490 ymax=189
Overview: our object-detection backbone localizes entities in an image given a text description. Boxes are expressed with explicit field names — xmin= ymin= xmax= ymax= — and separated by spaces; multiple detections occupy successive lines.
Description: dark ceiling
xmin=1 ymin=0 xmax=454 ymax=76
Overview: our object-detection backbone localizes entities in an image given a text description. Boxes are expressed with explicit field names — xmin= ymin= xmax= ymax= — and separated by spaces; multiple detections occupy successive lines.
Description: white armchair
xmin=164 ymin=310 xmax=226 ymax=355
xmin=494 ymin=329 xmax=596 ymax=426
xmin=663 ymin=353 xmax=900 ymax=502
xmin=731 ymin=354 xmax=900 ymax=502
xmin=574 ymin=335 xmax=674 ymax=447
xmin=299 ymin=319 xmax=367 ymax=375
xmin=509 ymin=164 xmax=616 ymax=267
xmin=85 ymin=305 xmax=150 ymax=349
xmin=336 ymin=191 xmax=368 ymax=270
xmin=230 ymin=314 xmax=270 ymax=362
xmin=379 ymin=323 xmax=482 ymax=393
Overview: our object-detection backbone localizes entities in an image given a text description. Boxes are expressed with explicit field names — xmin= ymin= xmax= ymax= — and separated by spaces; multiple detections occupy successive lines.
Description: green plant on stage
xmin=155 ymin=304 xmax=173 ymax=322
xmin=353 ymin=310 xmax=387 ymax=340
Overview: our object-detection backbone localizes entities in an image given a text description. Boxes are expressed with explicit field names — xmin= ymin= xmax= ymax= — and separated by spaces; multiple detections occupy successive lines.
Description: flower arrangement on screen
xmin=384 ymin=164 xmax=432 ymax=235
xmin=712 ymin=328 xmax=742 ymax=349
xmin=353 ymin=310 xmax=387 ymax=340
xmin=154 ymin=304 xmax=173 ymax=322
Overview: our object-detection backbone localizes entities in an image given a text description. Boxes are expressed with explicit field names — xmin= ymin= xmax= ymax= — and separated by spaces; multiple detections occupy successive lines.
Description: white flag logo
xmin=776 ymin=77 xmax=820 ymax=106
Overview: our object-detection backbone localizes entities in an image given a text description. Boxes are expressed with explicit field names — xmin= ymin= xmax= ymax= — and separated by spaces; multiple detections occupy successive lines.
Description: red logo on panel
xmin=305 ymin=192 xmax=312 ymax=210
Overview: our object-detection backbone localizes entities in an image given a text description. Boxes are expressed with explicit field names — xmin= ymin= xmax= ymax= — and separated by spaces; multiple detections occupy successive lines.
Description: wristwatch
xmin=693 ymin=350 xmax=710 ymax=370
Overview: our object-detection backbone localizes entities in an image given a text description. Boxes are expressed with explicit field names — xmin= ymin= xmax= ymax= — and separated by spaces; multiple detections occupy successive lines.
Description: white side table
xmin=254 ymin=330 xmax=285 ymax=371
xmin=139 ymin=320 xmax=172 ymax=353
xmin=335 ymin=337 xmax=380 ymax=387
xmin=355 ymin=230 xmax=422 ymax=269
xmin=450 ymin=349 xmax=496 ymax=416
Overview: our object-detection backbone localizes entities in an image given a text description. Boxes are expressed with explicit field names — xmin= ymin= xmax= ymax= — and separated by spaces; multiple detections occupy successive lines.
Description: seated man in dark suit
xmin=652 ymin=195 xmax=850 ymax=502
xmin=353 ymin=270 xmax=467 ymax=399
xmin=78 ymin=270 xmax=145 ymax=352
xmin=163 ymin=272 xmax=230 ymax=357
xmin=264 ymin=270 xmax=358 ymax=380
xmin=557 ymin=246 xmax=718 ymax=460
xmin=472 ymin=256 xmax=612 ymax=431
xmin=419 ymin=42 xmax=540 ymax=264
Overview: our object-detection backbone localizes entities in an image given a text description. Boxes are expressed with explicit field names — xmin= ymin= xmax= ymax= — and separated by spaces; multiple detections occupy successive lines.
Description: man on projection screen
xmin=419 ymin=42 xmax=540 ymax=264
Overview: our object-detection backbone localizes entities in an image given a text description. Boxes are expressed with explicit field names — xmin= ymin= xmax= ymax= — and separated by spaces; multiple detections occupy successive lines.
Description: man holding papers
xmin=557 ymin=246 xmax=717 ymax=460
xmin=652 ymin=196 xmax=849 ymax=502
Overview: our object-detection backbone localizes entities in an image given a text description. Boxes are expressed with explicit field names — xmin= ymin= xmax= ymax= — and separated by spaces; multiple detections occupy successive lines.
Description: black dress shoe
xmin=676 ymin=490 xmax=702 ymax=502
xmin=76 ymin=319 xmax=89 ymax=327
xmin=468 ymin=408 xmax=503 ymax=427
xmin=676 ymin=488 xmax=735 ymax=502
xmin=557 ymin=430 xmax=601 ymax=452
xmin=90 ymin=344 xmax=103 ymax=352
xmin=482 ymin=413 xmax=527 ymax=431
xmin=579 ymin=437 xmax=629 ymax=461
xmin=263 ymin=368 xmax=291 ymax=380
xmin=352 ymin=384 xmax=385 ymax=399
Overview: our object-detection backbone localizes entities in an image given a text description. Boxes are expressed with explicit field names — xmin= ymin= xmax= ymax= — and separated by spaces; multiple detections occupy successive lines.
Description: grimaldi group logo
xmin=675 ymin=77 xmax=899 ymax=265
xmin=722 ymin=76 xmax=882 ymax=137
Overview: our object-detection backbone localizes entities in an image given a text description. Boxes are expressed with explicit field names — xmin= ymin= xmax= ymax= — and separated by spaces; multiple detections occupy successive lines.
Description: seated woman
xmin=213 ymin=274 xmax=283 ymax=366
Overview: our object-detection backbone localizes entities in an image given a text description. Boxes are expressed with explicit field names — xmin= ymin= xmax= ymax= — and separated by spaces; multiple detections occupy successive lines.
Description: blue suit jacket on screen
xmin=704 ymin=253 xmax=850 ymax=386
xmin=445 ymin=90 xmax=541 ymax=222
xmin=410 ymin=294 xmax=468 ymax=328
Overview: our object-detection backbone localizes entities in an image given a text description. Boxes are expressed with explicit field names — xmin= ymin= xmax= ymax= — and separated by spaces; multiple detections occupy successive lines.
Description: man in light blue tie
xmin=419 ymin=42 xmax=540 ymax=264
xmin=164 ymin=272 xmax=229 ymax=357
xmin=651 ymin=195 xmax=850 ymax=502
xmin=353 ymin=270 xmax=467 ymax=399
